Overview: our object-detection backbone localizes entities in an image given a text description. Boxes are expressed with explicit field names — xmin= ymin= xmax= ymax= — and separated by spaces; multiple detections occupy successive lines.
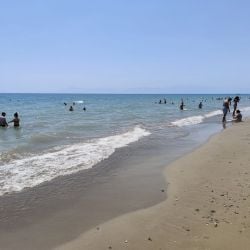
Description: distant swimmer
xmin=73 ymin=102 xmax=76 ymax=106
xmin=69 ymin=106 xmax=74 ymax=111
xmin=64 ymin=102 xmax=67 ymax=106
xmin=83 ymin=106 xmax=86 ymax=111
xmin=0 ymin=112 xmax=8 ymax=127
xmin=164 ymin=98 xmax=167 ymax=104
xmin=198 ymin=102 xmax=203 ymax=109
xmin=159 ymin=99 xmax=162 ymax=104
xmin=179 ymin=99 xmax=184 ymax=110
xmin=8 ymin=112 xmax=20 ymax=127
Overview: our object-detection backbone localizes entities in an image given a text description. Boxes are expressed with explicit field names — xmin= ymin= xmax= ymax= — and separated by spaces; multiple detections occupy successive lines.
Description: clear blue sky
xmin=0 ymin=0 xmax=249 ymax=93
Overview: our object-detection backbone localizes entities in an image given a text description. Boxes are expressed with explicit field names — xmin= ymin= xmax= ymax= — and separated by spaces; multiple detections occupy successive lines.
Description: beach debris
xmin=108 ymin=246 xmax=112 ymax=249
xmin=210 ymin=210 xmax=216 ymax=214
xmin=214 ymin=222 xmax=218 ymax=227
xmin=161 ymin=189 xmax=165 ymax=192
xmin=96 ymin=227 xmax=100 ymax=230
xmin=124 ymin=240 xmax=128 ymax=243
xmin=195 ymin=208 xmax=200 ymax=212
xmin=148 ymin=237 xmax=152 ymax=241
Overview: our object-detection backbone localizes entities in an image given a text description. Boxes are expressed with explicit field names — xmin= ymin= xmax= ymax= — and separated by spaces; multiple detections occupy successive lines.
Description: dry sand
xmin=54 ymin=120 xmax=250 ymax=250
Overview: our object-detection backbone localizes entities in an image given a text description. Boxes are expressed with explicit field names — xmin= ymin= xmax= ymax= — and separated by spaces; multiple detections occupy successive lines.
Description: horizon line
xmin=0 ymin=92 xmax=248 ymax=95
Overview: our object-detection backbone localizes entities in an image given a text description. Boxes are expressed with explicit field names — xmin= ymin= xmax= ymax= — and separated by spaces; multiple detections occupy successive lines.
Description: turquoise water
xmin=1 ymin=93 xmax=250 ymax=195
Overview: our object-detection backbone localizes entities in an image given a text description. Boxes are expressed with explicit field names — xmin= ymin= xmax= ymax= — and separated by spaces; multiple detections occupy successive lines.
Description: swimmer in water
xmin=8 ymin=112 xmax=20 ymax=127
xmin=180 ymin=99 xmax=184 ymax=110
xmin=0 ymin=112 xmax=8 ymax=127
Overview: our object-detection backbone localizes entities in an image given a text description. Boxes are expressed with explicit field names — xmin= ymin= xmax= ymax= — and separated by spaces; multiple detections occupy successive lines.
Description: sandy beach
xmin=54 ymin=120 xmax=250 ymax=250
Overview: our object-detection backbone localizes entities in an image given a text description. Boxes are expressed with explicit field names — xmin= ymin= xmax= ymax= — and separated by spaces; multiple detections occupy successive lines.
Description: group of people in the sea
xmin=1 ymin=96 xmax=244 ymax=129
xmin=158 ymin=96 xmax=243 ymax=123
xmin=180 ymin=100 xmax=203 ymax=110
xmin=178 ymin=98 xmax=203 ymax=110
xmin=158 ymin=98 xmax=204 ymax=110
xmin=182 ymin=96 xmax=242 ymax=122
xmin=157 ymin=98 xmax=175 ymax=105
xmin=0 ymin=112 xmax=20 ymax=128
xmin=64 ymin=102 xmax=86 ymax=111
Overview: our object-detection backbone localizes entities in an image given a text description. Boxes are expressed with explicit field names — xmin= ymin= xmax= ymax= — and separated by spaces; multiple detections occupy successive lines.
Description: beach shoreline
xmin=0 ymin=110 xmax=224 ymax=249
xmin=54 ymin=120 xmax=250 ymax=250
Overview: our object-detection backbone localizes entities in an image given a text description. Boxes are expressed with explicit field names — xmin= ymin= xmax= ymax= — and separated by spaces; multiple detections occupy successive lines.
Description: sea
xmin=1 ymin=93 xmax=250 ymax=197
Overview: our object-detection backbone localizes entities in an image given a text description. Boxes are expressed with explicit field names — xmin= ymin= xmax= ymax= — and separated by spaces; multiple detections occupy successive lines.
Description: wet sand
xmin=54 ymin=120 xmax=250 ymax=250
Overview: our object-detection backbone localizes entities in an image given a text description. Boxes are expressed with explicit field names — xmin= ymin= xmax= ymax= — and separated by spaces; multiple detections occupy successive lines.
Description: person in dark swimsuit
xmin=180 ymin=99 xmax=184 ymax=110
xmin=0 ymin=112 xmax=8 ymax=127
xmin=232 ymin=96 xmax=240 ymax=117
xmin=9 ymin=112 xmax=20 ymax=127
xmin=233 ymin=110 xmax=242 ymax=122
xmin=222 ymin=98 xmax=230 ymax=122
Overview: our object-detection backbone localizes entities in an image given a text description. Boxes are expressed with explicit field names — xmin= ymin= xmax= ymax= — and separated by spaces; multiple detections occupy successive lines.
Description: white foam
xmin=171 ymin=116 xmax=204 ymax=127
xmin=241 ymin=106 xmax=250 ymax=112
xmin=0 ymin=126 xmax=150 ymax=196
xmin=204 ymin=110 xmax=223 ymax=118
xmin=171 ymin=109 xmax=223 ymax=127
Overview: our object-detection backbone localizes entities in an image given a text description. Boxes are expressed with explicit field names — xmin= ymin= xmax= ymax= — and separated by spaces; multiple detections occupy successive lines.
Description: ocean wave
xmin=241 ymin=106 xmax=250 ymax=112
xmin=171 ymin=109 xmax=222 ymax=127
xmin=0 ymin=126 xmax=150 ymax=196
xmin=171 ymin=115 xmax=204 ymax=127
xmin=171 ymin=106 xmax=250 ymax=127
xmin=204 ymin=110 xmax=222 ymax=118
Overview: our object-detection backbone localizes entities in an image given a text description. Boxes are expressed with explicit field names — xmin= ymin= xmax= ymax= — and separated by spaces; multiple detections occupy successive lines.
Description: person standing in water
xmin=222 ymin=97 xmax=230 ymax=122
xmin=8 ymin=112 xmax=20 ymax=127
xmin=198 ymin=102 xmax=203 ymax=109
xmin=232 ymin=96 xmax=240 ymax=117
xmin=180 ymin=99 xmax=184 ymax=110
xmin=0 ymin=112 xmax=8 ymax=127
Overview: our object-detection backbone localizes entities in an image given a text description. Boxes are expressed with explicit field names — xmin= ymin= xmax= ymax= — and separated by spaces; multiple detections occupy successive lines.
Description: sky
xmin=0 ymin=0 xmax=250 ymax=93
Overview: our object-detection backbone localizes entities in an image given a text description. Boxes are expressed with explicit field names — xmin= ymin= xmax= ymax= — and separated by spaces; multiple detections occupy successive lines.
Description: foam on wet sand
xmin=55 ymin=120 xmax=250 ymax=250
